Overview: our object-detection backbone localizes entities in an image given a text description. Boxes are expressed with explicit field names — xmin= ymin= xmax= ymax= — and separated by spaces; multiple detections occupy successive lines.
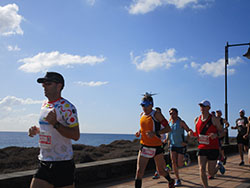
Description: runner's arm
xmin=211 ymin=116 xmax=223 ymax=139
xmin=154 ymin=110 xmax=171 ymax=134
xmin=243 ymin=119 xmax=250 ymax=139
xmin=54 ymin=124 xmax=80 ymax=141
xmin=190 ymin=117 xmax=198 ymax=137
xmin=45 ymin=109 xmax=80 ymax=141
xmin=180 ymin=119 xmax=193 ymax=135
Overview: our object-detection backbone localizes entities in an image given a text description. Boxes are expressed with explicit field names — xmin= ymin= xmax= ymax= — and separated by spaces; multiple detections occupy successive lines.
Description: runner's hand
xmin=135 ymin=131 xmax=140 ymax=137
xmin=188 ymin=130 xmax=193 ymax=137
xmin=208 ymin=133 xmax=217 ymax=139
xmin=243 ymin=134 xmax=248 ymax=139
xmin=45 ymin=109 xmax=58 ymax=125
xmin=28 ymin=126 xmax=40 ymax=137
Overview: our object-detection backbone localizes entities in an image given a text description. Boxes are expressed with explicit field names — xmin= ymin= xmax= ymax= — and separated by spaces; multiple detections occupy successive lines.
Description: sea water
xmin=0 ymin=132 xmax=136 ymax=149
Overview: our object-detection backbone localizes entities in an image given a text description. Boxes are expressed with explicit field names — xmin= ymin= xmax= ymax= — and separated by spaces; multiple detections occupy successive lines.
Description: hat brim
xmin=37 ymin=78 xmax=54 ymax=83
xmin=198 ymin=103 xmax=209 ymax=107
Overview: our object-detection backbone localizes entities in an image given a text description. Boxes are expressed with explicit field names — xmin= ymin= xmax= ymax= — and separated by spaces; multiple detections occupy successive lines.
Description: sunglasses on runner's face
xmin=43 ymin=82 xmax=53 ymax=86
xmin=140 ymin=100 xmax=152 ymax=107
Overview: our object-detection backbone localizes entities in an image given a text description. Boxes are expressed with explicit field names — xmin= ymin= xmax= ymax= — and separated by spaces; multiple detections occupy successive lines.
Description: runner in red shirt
xmin=189 ymin=100 xmax=224 ymax=188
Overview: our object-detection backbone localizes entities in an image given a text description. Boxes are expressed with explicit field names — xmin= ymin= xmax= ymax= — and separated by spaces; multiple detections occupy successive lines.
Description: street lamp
xmin=224 ymin=41 xmax=250 ymax=145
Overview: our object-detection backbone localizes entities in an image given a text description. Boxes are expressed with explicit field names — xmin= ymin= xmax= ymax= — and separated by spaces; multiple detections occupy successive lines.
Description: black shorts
xmin=237 ymin=135 xmax=249 ymax=146
xmin=197 ymin=149 xmax=219 ymax=161
xmin=170 ymin=146 xmax=186 ymax=155
xmin=34 ymin=160 xmax=75 ymax=187
xmin=140 ymin=144 xmax=165 ymax=156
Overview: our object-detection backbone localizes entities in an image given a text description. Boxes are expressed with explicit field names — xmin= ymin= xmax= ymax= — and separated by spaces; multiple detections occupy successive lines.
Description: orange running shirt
xmin=140 ymin=110 xmax=162 ymax=146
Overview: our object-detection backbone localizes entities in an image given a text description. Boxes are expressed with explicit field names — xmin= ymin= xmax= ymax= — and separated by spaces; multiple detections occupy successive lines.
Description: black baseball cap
xmin=37 ymin=72 xmax=64 ymax=87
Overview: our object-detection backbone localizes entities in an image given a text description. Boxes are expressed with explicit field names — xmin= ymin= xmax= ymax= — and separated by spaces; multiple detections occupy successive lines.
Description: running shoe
xmin=175 ymin=179 xmax=181 ymax=186
xmin=239 ymin=161 xmax=244 ymax=166
xmin=223 ymin=156 xmax=227 ymax=165
xmin=152 ymin=171 xmax=160 ymax=179
xmin=217 ymin=161 xmax=225 ymax=175
xmin=166 ymin=164 xmax=172 ymax=171
xmin=168 ymin=179 xmax=175 ymax=188
xmin=184 ymin=153 xmax=191 ymax=166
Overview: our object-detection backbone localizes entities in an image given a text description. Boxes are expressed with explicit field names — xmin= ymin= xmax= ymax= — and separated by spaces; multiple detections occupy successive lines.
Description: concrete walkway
xmin=91 ymin=154 xmax=250 ymax=188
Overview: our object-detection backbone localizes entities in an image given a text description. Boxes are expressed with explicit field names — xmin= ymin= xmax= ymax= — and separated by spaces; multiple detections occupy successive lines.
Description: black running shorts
xmin=197 ymin=149 xmax=219 ymax=161
xmin=170 ymin=146 xmax=186 ymax=155
xmin=34 ymin=160 xmax=75 ymax=187
xmin=237 ymin=135 xmax=249 ymax=146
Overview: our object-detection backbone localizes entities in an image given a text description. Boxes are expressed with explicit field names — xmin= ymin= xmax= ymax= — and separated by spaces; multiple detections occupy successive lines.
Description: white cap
xmin=199 ymin=100 xmax=211 ymax=107
xmin=239 ymin=109 xmax=245 ymax=114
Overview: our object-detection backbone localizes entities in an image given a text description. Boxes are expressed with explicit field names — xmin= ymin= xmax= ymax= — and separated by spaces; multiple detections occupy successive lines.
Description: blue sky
xmin=0 ymin=0 xmax=250 ymax=137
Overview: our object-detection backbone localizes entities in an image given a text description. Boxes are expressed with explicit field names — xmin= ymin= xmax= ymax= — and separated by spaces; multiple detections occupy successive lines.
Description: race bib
xmin=199 ymin=135 xmax=209 ymax=145
xmin=39 ymin=131 xmax=52 ymax=149
xmin=141 ymin=146 xmax=156 ymax=158
xmin=237 ymin=120 xmax=244 ymax=126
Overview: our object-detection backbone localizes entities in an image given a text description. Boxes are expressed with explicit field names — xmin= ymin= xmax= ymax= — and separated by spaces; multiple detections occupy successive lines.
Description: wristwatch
xmin=53 ymin=122 xmax=61 ymax=129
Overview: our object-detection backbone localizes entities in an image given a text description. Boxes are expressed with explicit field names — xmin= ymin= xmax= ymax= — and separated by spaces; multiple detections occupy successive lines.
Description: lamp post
xmin=224 ymin=42 xmax=250 ymax=145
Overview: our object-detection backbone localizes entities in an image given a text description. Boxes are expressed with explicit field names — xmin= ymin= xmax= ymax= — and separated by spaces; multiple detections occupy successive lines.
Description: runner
xmin=189 ymin=100 xmax=225 ymax=188
xmin=152 ymin=107 xmax=168 ymax=179
xmin=135 ymin=93 xmax=174 ymax=188
xmin=231 ymin=109 xmax=249 ymax=166
xmin=28 ymin=72 xmax=80 ymax=188
xmin=168 ymin=107 xmax=192 ymax=186
xmin=216 ymin=110 xmax=230 ymax=165
xmin=247 ymin=116 xmax=250 ymax=164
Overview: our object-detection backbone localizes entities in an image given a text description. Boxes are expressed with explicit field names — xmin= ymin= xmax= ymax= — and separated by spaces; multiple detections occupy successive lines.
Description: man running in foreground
xmin=135 ymin=93 xmax=174 ymax=188
xmin=28 ymin=72 xmax=80 ymax=188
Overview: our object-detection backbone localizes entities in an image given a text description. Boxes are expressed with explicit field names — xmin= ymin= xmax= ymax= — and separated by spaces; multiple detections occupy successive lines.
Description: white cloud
xmin=0 ymin=113 xmax=39 ymax=132
xmin=0 ymin=96 xmax=42 ymax=130
xmin=75 ymin=81 xmax=109 ymax=87
xmin=128 ymin=0 xmax=201 ymax=14
xmin=86 ymin=0 xmax=96 ymax=6
xmin=191 ymin=57 xmax=243 ymax=77
xmin=0 ymin=4 xmax=24 ymax=36
xmin=0 ymin=96 xmax=42 ymax=114
xmin=18 ymin=51 xmax=106 ymax=73
xmin=131 ymin=48 xmax=187 ymax=71
xmin=0 ymin=96 xmax=43 ymax=106
xmin=7 ymin=45 xmax=20 ymax=51
xmin=190 ymin=61 xmax=200 ymax=69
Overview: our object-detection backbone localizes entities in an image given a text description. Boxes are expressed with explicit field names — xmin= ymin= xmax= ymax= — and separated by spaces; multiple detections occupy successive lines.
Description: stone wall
xmin=0 ymin=144 xmax=238 ymax=188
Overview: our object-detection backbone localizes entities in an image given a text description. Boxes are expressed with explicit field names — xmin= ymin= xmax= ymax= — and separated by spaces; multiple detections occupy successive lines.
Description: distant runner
xmin=216 ymin=110 xmax=229 ymax=165
xmin=231 ymin=109 xmax=249 ymax=166
xmin=135 ymin=93 xmax=174 ymax=188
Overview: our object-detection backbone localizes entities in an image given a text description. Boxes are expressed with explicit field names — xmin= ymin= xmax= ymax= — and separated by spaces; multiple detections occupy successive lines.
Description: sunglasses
xmin=43 ymin=82 xmax=53 ymax=86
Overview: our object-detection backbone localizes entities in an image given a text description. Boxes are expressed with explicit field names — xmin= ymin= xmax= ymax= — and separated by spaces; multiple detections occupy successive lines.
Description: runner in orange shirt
xmin=135 ymin=93 xmax=174 ymax=188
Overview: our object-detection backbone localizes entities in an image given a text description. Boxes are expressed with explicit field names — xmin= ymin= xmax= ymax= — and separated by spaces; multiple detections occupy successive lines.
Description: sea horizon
xmin=0 ymin=131 xmax=136 ymax=149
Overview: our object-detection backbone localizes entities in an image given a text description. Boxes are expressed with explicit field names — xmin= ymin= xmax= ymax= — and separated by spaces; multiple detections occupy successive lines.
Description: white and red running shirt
xmin=38 ymin=97 xmax=79 ymax=161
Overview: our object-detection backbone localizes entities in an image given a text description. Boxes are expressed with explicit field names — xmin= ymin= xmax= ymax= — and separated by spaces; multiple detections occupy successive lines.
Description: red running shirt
xmin=195 ymin=115 xmax=219 ymax=150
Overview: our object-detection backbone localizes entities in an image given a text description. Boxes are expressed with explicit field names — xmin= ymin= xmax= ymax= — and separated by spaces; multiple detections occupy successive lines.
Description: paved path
xmin=91 ymin=154 xmax=250 ymax=188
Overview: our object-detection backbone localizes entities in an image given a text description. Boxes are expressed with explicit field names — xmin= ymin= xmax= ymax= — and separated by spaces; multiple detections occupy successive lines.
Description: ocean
xmin=0 ymin=132 xmax=137 ymax=149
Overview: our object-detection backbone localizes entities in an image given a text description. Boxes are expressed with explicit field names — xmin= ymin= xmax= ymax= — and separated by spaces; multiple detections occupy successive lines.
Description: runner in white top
xmin=28 ymin=72 xmax=80 ymax=188
xmin=38 ymin=97 xmax=79 ymax=161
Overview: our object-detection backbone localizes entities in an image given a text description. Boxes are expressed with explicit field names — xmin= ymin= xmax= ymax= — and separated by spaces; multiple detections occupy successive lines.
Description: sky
xmin=0 ymin=0 xmax=250 ymax=137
